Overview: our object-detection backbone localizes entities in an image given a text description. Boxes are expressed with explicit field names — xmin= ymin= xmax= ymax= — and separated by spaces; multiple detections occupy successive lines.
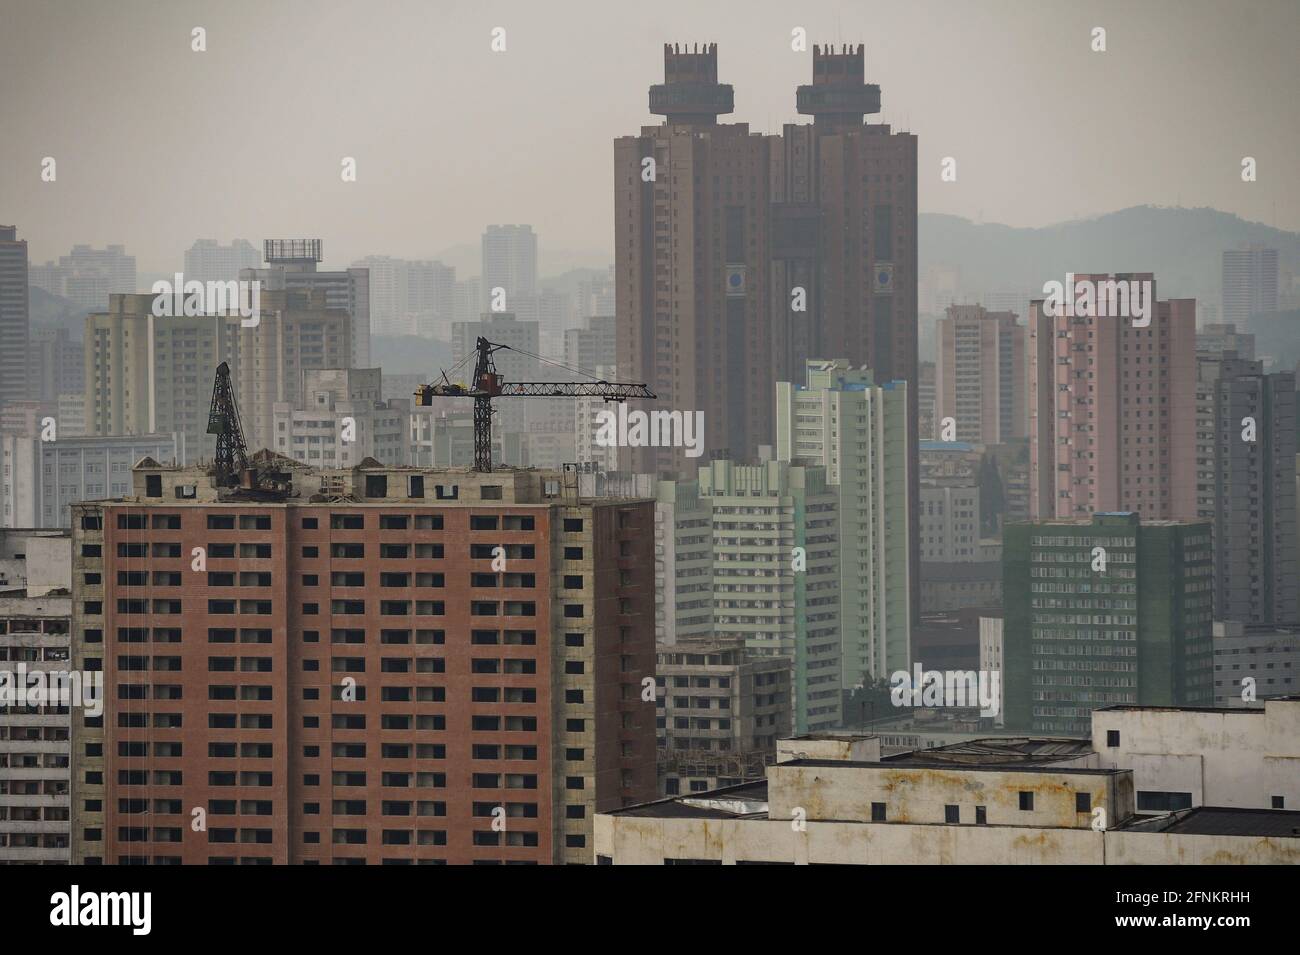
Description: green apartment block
xmin=1004 ymin=513 xmax=1214 ymax=735
xmin=697 ymin=459 xmax=841 ymax=733
xmin=776 ymin=360 xmax=912 ymax=687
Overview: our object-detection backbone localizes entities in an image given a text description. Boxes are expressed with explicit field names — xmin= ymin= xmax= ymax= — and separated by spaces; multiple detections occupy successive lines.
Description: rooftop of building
xmin=779 ymin=757 xmax=1123 ymax=776
xmin=611 ymin=781 xmax=770 ymax=819
xmin=1094 ymin=703 xmax=1271 ymax=715
xmin=74 ymin=457 xmax=656 ymax=509
xmin=880 ymin=737 xmax=1092 ymax=768
xmin=1122 ymin=807 xmax=1300 ymax=838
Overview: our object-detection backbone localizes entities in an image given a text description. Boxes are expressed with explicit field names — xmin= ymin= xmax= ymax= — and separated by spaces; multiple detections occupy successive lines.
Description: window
xmin=1075 ymin=792 xmax=1091 ymax=813
xmin=1272 ymin=796 xmax=1285 ymax=809
xmin=975 ymin=806 xmax=987 ymax=825
xmin=944 ymin=805 xmax=959 ymax=824
xmin=1018 ymin=792 xmax=1034 ymax=811
xmin=1136 ymin=791 xmax=1192 ymax=812
xmin=871 ymin=802 xmax=886 ymax=822
xmin=1106 ymin=730 xmax=1120 ymax=748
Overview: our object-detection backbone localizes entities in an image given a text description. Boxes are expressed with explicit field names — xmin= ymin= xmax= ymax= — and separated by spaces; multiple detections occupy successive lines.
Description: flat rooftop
xmin=1124 ymin=807 xmax=1300 ymax=838
xmin=611 ymin=781 xmax=769 ymax=819
xmin=1094 ymin=704 xmax=1267 ymax=715
xmin=779 ymin=758 xmax=1125 ymax=776
xmin=882 ymin=737 xmax=1092 ymax=768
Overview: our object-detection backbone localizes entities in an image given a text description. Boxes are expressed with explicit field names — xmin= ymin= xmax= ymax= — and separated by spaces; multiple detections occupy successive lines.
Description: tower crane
xmin=414 ymin=337 xmax=655 ymax=472
xmin=206 ymin=361 xmax=291 ymax=494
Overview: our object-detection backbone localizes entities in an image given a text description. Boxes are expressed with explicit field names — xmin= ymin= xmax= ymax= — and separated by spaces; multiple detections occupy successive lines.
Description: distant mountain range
xmin=30 ymin=206 xmax=1297 ymax=344
xmin=919 ymin=205 xmax=1300 ymax=308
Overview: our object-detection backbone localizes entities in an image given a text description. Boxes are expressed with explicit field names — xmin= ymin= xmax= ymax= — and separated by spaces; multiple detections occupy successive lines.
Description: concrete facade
xmin=1195 ymin=354 xmax=1297 ymax=625
xmin=1028 ymin=275 xmax=1198 ymax=522
xmin=0 ymin=432 xmax=183 ymax=529
xmin=85 ymin=290 xmax=351 ymax=458
xmin=934 ymin=304 xmax=1025 ymax=445
xmin=1092 ymin=699 xmax=1300 ymax=813
xmin=655 ymin=641 xmax=791 ymax=795
xmin=271 ymin=367 xmax=411 ymax=469
xmin=0 ymin=227 xmax=28 ymax=411
xmin=595 ymin=723 xmax=1300 ymax=864
xmin=697 ymin=459 xmax=841 ymax=733
xmin=776 ymin=360 xmax=911 ymax=683
xmin=1003 ymin=513 xmax=1215 ymax=734
xmin=0 ymin=530 xmax=73 ymax=864
xmin=1213 ymin=621 xmax=1300 ymax=704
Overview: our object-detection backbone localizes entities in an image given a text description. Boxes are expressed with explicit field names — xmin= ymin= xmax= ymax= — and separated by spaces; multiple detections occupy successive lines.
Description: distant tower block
xmin=649 ymin=42 xmax=734 ymax=125
xmin=797 ymin=44 xmax=881 ymax=127
xmin=264 ymin=239 xmax=323 ymax=267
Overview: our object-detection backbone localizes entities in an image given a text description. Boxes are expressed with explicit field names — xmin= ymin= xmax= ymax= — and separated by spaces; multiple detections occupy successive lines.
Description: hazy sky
xmin=2 ymin=0 xmax=1297 ymax=275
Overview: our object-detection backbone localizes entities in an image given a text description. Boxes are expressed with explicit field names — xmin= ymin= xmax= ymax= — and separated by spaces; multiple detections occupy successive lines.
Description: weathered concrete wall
xmin=594 ymin=815 xmax=1105 ymax=864
xmin=776 ymin=737 xmax=881 ymax=764
xmin=1106 ymin=830 xmax=1300 ymax=865
xmin=766 ymin=762 xmax=1125 ymax=829
xmin=1093 ymin=701 xmax=1300 ymax=809
xmin=595 ymin=811 xmax=1300 ymax=864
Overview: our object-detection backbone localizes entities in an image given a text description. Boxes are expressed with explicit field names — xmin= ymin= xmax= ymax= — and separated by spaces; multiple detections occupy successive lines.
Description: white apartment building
xmin=271 ymin=368 xmax=410 ymax=469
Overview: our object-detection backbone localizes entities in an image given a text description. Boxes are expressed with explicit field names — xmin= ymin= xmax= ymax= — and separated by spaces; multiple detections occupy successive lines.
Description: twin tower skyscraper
xmin=613 ymin=42 xmax=919 ymax=477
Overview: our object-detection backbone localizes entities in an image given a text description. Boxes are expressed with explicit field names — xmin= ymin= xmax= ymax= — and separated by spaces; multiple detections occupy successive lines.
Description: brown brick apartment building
xmin=69 ymin=459 xmax=656 ymax=864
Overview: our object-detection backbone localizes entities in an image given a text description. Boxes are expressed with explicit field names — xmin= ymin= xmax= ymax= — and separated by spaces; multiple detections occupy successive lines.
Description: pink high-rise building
xmin=1028 ymin=273 xmax=1197 ymax=521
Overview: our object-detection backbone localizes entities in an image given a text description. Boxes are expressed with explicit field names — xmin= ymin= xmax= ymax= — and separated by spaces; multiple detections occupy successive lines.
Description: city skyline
xmin=2 ymin=0 xmax=1299 ymax=273
xmin=3 ymin=0 xmax=1300 ymax=886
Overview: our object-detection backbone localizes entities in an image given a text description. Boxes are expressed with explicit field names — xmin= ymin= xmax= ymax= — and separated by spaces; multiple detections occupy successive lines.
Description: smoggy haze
xmin=1 ymin=0 xmax=1297 ymax=273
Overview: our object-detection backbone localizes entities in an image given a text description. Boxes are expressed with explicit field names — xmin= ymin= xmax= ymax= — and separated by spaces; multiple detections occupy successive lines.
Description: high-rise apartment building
xmin=776 ymin=360 xmax=910 ymax=684
xmin=28 ymin=244 xmax=136 ymax=312
xmin=69 ymin=461 xmax=657 ymax=864
xmin=654 ymin=640 xmax=792 ymax=796
xmin=652 ymin=478 xmax=713 ymax=646
xmin=1195 ymin=354 xmax=1297 ymax=624
xmin=481 ymin=225 xmax=537 ymax=313
xmin=1003 ymin=513 xmax=1214 ymax=735
xmin=271 ymin=368 xmax=411 ymax=469
xmin=244 ymin=240 xmax=371 ymax=368
xmin=934 ymin=304 xmax=1025 ymax=445
xmin=0 ymin=529 xmax=73 ymax=864
xmin=564 ymin=316 xmax=617 ymax=379
xmin=450 ymin=312 xmax=541 ymax=440
xmin=28 ymin=326 xmax=84 ymax=403
xmin=1028 ymin=274 xmax=1198 ymax=521
xmin=616 ymin=44 xmax=918 ymax=623
xmin=351 ymin=256 xmax=455 ymax=340
xmin=1222 ymin=245 xmax=1279 ymax=326
xmin=1197 ymin=322 xmax=1255 ymax=361
xmin=408 ymin=409 xmax=498 ymax=469
xmin=85 ymin=289 xmax=351 ymax=458
xmin=697 ymin=459 xmax=841 ymax=733
xmin=184 ymin=240 xmax=262 ymax=285
xmin=0 ymin=227 xmax=29 ymax=410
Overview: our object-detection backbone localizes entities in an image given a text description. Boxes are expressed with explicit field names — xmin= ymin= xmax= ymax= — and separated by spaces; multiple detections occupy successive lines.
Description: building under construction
xmin=68 ymin=455 xmax=658 ymax=865
xmin=655 ymin=640 xmax=792 ymax=795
